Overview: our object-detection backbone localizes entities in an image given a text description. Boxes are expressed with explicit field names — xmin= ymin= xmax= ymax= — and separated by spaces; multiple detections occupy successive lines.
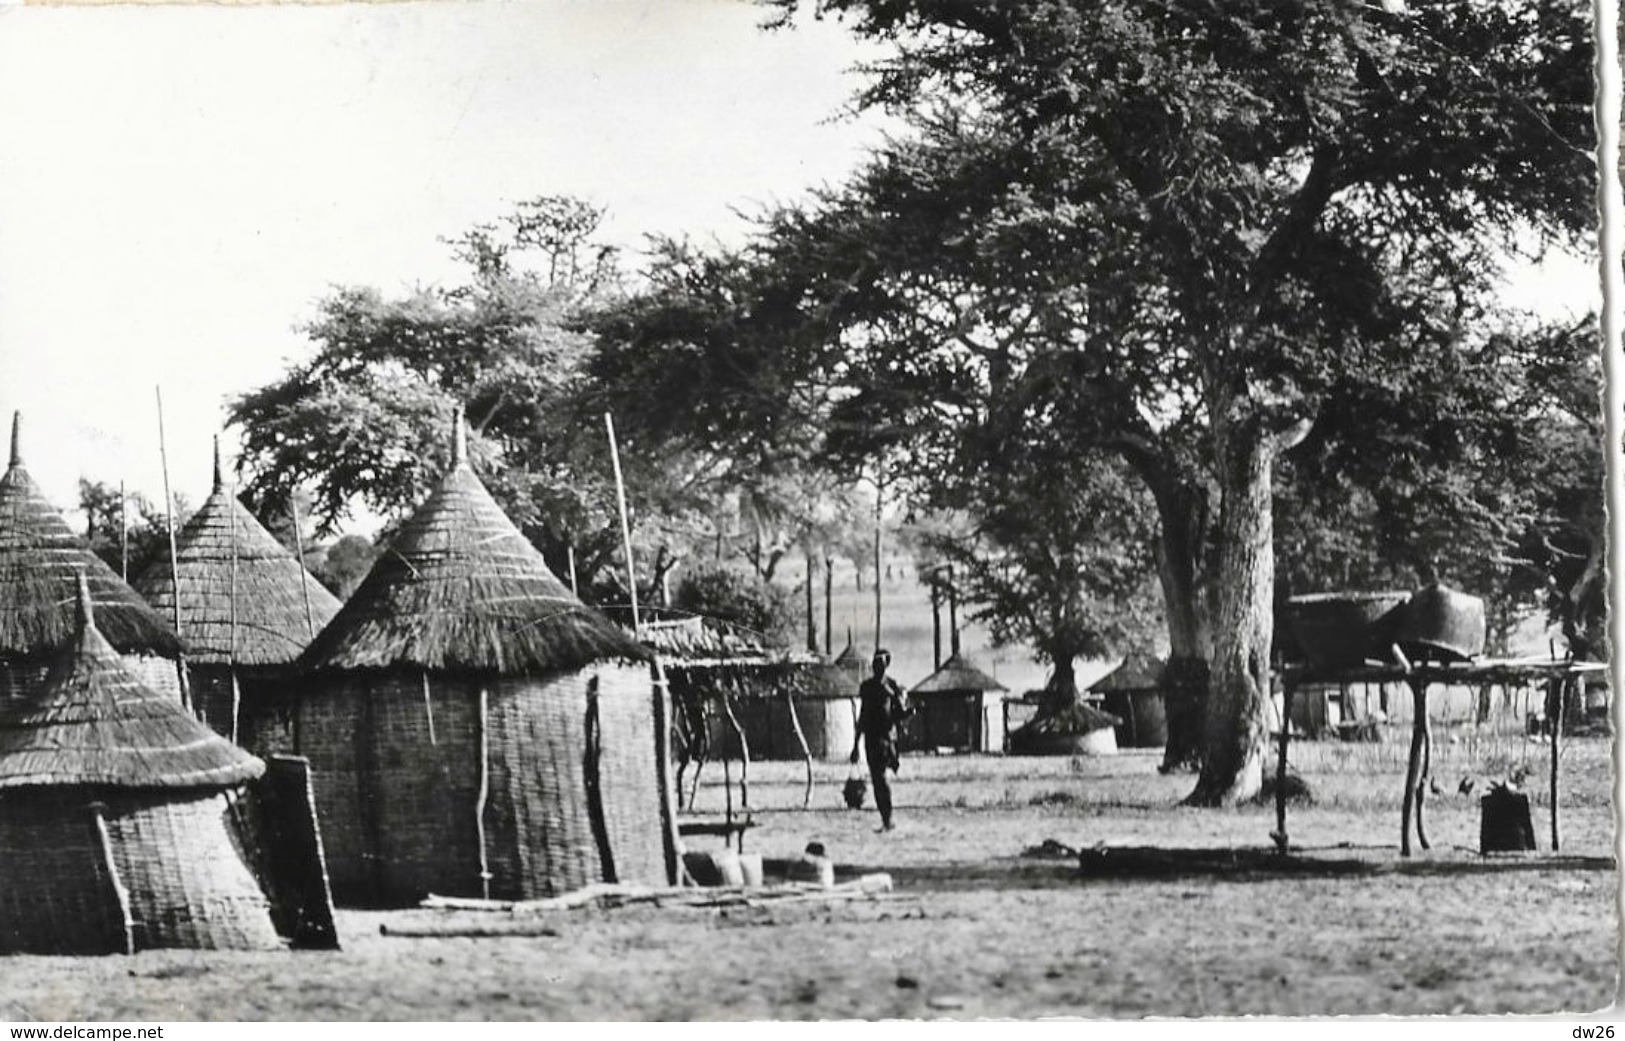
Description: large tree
xmin=753 ymin=0 xmax=1595 ymax=802
xmin=230 ymin=197 xmax=710 ymax=605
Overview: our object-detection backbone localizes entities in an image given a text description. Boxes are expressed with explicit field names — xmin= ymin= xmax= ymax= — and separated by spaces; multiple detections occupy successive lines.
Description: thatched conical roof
xmin=301 ymin=410 xmax=649 ymax=675
xmin=0 ymin=574 xmax=262 ymax=789
xmin=0 ymin=413 xmax=182 ymax=660
xmin=911 ymin=652 xmax=1007 ymax=695
xmin=1091 ymin=652 xmax=1165 ymax=693
xmin=132 ymin=439 xmax=340 ymax=666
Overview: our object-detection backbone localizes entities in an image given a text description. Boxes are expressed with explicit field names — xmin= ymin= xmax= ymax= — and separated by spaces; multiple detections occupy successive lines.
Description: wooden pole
xmin=804 ymin=547 xmax=817 ymax=652
xmin=930 ymin=576 xmax=942 ymax=670
xmin=872 ymin=480 xmax=882 ymax=652
xmin=475 ymin=686 xmax=492 ymax=901
xmin=1551 ymin=674 xmax=1564 ymax=851
xmin=650 ymin=659 xmax=683 ymax=885
xmin=90 ymin=803 xmax=135 ymax=955
xmin=948 ymin=564 xmax=960 ymax=658
xmin=118 ymin=480 xmax=128 ymax=582
xmin=155 ymin=387 xmax=191 ymax=713
xmin=421 ymin=670 xmax=437 ymax=746
xmin=1273 ymin=677 xmax=1295 ymax=853
xmin=567 ymin=544 xmax=579 ymax=598
xmin=604 ymin=414 xmax=639 ymax=631
xmin=290 ymin=492 xmax=316 ymax=639
xmin=785 ymin=688 xmax=814 ymax=809
xmin=823 ymin=553 xmax=833 ymax=657
xmin=719 ymin=683 xmax=750 ymax=809
xmin=228 ymin=471 xmax=240 ymax=741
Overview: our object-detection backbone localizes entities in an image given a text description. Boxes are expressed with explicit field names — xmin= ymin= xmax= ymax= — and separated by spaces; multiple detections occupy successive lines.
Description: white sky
xmin=0 ymin=0 xmax=1601 ymax=530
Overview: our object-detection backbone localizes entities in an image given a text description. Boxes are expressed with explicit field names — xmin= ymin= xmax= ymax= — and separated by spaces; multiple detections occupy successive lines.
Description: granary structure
xmin=904 ymin=652 xmax=1008 ymax=754
xmin=133 ymin=440 xmax=340 ymax=752
xmin=0 ymin=575 xmax=280 ymax=953
xmin=642 ymin=615 xmax=857 ymax=763
xmin=294 ymin=411 xmax=676 ymax=906
xmin=0 ymin=413 xmax=184 ymax=703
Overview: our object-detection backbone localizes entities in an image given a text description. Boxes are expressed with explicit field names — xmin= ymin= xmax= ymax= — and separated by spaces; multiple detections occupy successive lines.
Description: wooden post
xmin=650 ymin=659 xmax=683 ymax=885
xmin=604 ymin=413 xmax=639 ymax=631
xmin=1551 ymin=673 xmax=1564 ymax=851
xmin=930 ymin=577 xmax=942 ymax=670
xmin=567 ymin=544 xmax=579 ymax=598
xmin=155 ymin=387 xmax=191 ymax=713
xmin=785 ymin=688 xmax=814 ymax=809
xmin=872 ymin=480 xmax=883 ymax=651
xmin=475 ymin=686 xmax=492 ymax=901
xmin=1273 ymin=675 xmax=1295 ymax=853
xmin=823 ymin=554 xmax=833 ymax=657
xmin=948 ymin=565 xmax=960 ymax=658
xmin=228 ymin=471 xmax=239 ymax=740
xmin=804 ymin=547 xmax=817 ymax=653
xmin=290 ymin=492 xmax=316 ymax=639
xmin=118 ymin=479 xmax=128 ymax=582
xmin=421 ymin=670 xmax=437 ymax=746
xmin=719 ymin=683 xmax=750 ymax=809
xmin=1416 ymin=687 xmax=1432 ymax=852
xmin=90 ymin=802 xmax=135 ymax=955
xmin=1400 ymin=676 xmax=1427 ymax=857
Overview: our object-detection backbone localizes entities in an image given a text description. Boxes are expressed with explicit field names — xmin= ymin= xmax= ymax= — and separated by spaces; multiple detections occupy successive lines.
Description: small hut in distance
xmin=0 ymin=574 xmax=281 ymax=953
xmin=133 ymin=439 xmax=341 ymax=751
xmin=0 ymin=413 xmax=183 ymax=703
xmin=1091 ymin=652 xmax=1167 ymax=749
xmin=904 ymin=652 xmax=1008 ymax=754
xmin=295 ymin=409 xmax=676 ymax=906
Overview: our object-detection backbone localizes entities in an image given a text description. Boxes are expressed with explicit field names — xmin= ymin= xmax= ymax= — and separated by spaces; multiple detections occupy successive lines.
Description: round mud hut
xmin=904 ymin=652 xmax=1008 ymax=754
xmin=0 ymin=413 xmax=183 ymax=703
xmin=133 ymin=440 xmax=341 ymax=753
xmin=0 ymin=574 xmax=280 ymax=954
xmin=294 ymin=413 xmax=676 ymax=906
xmin=1091 ymin=652 xmax=1167 ymax=748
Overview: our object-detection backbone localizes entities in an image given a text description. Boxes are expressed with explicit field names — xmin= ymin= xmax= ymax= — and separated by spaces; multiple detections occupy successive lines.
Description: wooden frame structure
xmin=1274 ymin=656 xmax=1609 ymax=857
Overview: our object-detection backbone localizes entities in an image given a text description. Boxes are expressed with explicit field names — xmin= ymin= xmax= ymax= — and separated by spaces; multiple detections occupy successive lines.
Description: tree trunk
xmin=823 ymin=553 xmax=834 ymax=656
xmin=1185 ymin=422 xmax=1278 ymax=806
xmin=1155 ymin=483 xmax=1210 ymax=774
xmin=804 ymin=547 xmax=818 ymax=652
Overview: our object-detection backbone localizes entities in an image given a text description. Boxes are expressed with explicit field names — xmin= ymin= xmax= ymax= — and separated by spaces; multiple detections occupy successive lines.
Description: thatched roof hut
xmin=1091 ymin=652 xmax=1168 ymax=748
xmin=904 ymin=652 xmax=1007 ymax=754
xmin=132 ymin=441 xmax=340 ymax=748
xmin=295 ymin=411 xmax=674 ymax=906
xmin=0 ymin=575 xmax=280 ymax=953
xmin=0 ymin=413 xmax=183 ymax=702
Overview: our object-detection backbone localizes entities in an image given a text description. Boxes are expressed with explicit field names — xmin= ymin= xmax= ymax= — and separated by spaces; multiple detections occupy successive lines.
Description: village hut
xmin=1091 ymin=652 xmax=1168 ymax=748
xmin=0 ymin=574 xmax=280 ymax=953
xmin=903 ymin=652 xmax=1008 ymax=754
xmin=294 ymin=412 xmax=676 ymax=906
xmin=642 ymin=616 xmax=856 ymax=762
xmin=133 ymin=440 xmax=341 ymax=752
xmin=0 ymin=413 xmax=184 ymax=703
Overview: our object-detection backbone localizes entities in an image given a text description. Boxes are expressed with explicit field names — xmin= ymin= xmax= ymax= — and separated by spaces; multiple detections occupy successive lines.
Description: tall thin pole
xmin=155 ymin=386 xmax=190 ymax=712
xmin=948 ymin=564 xmax=961 ymax=657
xmin=567 ymin=544 xmax=579 ymax=597
xmin=872 ymin=479 xmax=883 ymax=651
xmin=118 ymin=480 xmax=128 ymax=582
xmin=604 ymin=413 xmax=640 ymax=631
xmin=290 ymin=492 xmax=316 ymax=637
xmin=228 ymin=474 xmax=240 ymax=743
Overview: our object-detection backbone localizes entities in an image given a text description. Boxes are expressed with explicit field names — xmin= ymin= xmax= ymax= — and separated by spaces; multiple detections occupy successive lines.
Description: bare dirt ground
xmin=2 ymin=732 xmax=1617 ymax=1021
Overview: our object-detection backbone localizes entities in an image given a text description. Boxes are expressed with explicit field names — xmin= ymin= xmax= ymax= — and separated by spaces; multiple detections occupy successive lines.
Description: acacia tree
xmin=731 ymin=0 xmax=1592 ymax=804
xmin=230 ymin=197 xmax=708 ymax=604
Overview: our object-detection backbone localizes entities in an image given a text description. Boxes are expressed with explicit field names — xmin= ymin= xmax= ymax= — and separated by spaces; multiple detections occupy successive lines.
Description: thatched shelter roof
xmin=132 ymin=440 xmax=340 ymax=667
xmin=0 ymin=574 xmax=263 ymax=790
xmin=911 ymin=652 xmax=1007 ymax=695
xmin=639 ymin=616 xmax=777 ymax=666
xmin=832 ymin=638 xmax=864 ymax=672
xmin=301 ymin=412 xmax=649 ymax=675
xmin=1091 ymin=652 xmax=1166 ymax=693
xmin=0 ymin=413 xmax=182 ymax=660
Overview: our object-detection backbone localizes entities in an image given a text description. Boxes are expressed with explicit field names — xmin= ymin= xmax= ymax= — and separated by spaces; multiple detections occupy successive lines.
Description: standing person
xmin=850 ymin=649 xmax=913 ymax=831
